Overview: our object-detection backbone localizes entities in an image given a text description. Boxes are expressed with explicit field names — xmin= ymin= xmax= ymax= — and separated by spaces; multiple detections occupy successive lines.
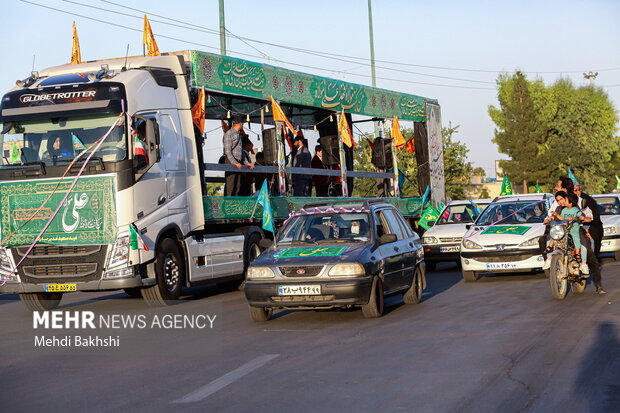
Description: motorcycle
xmin=547 ymin=220 xmax=588 ymax=300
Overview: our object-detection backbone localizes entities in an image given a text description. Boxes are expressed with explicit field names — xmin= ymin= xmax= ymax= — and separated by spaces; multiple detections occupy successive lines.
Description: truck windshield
xmin=1 ymin=113 xmax=125 ymax=167
xmin=278 ymin=213 xmax=371 ymax=243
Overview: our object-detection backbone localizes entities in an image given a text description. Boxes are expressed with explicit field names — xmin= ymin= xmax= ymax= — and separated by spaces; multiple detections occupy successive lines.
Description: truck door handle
xmin=158 ymin=195 xmax=166 ymax=205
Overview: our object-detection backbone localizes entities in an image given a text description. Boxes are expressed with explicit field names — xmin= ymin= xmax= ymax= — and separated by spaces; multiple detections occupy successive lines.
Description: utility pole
xmin=583 ymin=71 xmax=598 ymax=87
xmin=219 ymin=0 xmax=226 ymax=56
xmin=367 ymin=0 xmax=379 ymax=138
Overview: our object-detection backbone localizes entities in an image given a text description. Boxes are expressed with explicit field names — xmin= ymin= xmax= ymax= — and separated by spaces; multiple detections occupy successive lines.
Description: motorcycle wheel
xmin=549 ymin=254 xmax=568 ymax=300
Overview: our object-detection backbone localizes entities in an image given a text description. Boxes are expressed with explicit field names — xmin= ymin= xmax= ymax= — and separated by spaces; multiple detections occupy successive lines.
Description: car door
xmin=393 ymin=211 xmax=419 ymax=288
xmin=382 ymin=208 xmax=412 ymax=290
xmin=374 ymin=209 xmax=403 ymax=293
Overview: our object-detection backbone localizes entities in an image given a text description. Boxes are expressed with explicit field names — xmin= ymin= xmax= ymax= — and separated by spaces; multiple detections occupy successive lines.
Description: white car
xmin=422 ymin=199 xmax=491 ymax=271
xmin=460 ymin=193 xmax=553 ymax=281
xmin=592 ymin=194 xmax=620 ymax=260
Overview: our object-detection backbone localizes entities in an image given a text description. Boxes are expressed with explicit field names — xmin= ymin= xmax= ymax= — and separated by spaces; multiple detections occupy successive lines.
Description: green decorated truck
xmin=0 ymin=50 xmax=444 ymax=310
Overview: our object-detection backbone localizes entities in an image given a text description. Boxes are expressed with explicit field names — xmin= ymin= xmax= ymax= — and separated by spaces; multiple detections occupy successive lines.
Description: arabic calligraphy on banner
xmin=310 ymin=79 xmax=367 ymax=111
xmin=426 ymin=103 xmax=446 ymax=206
xmin=219 ymin=60 xmax=266 ymax=94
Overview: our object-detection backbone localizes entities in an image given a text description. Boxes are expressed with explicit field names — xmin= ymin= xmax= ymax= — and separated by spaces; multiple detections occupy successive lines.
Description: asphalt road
xmin=1 ymin=260 xmax=618 ymax=413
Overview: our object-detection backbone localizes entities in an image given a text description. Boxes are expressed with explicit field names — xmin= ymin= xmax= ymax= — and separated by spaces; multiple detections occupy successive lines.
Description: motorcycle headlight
xmin=519 ymin=236 xmax=541 ymax=247
xmin=107 ymin=232 xmax=130 ymax=268
xmin=329 ymin=263 xmax=365 ymax=277
xmin=247 ymin=266 xmax=275 ymax=279
xmin=462 ymin=239 xmax=482 ymax=249
xmin=550 ymin=225 xmax=565 ymax=241
xmin=422 ymin=236 xmax=438 ymax=244
xmin=604 ymin=226 xmax=617 ymax=234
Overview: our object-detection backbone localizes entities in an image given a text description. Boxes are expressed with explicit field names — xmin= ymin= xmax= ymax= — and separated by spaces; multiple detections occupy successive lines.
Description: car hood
xmin=463 ymin=223 xmax=545 ymax=247
xmin=424 ymin=223 xmax=469 ymax=240
xmin=252 ymin=242 xmax=369 ymax=266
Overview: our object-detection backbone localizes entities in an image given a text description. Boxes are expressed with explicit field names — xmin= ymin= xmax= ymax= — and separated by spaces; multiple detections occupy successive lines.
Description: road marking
xmin=173 ymin=354 xmax=279 ymax=403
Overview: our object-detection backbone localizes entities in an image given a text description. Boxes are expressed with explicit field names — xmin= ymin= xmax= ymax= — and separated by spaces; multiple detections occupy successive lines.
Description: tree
xmin=489 ymin=71 xmax=619 ymax=193
xmin=472 ymin=167 xmax=486 ymax=177
xmin=479 ymin=187 xmax=491 ymax=199
xmin=442 ymin=124 xmax=474 ymax=200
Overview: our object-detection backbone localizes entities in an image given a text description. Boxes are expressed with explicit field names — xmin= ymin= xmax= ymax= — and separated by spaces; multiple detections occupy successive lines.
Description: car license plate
xmin=45 ymin=283 xmax=77 ymax=292
xmin=602 ymin=241 xmax=611 ymax=247
xmin=278 ymin=285 xmax=321 ymax=295
xmin=485 ymin=263 xmax=517 ymax=270
xmin=440 ymin=246 xmax=460 ymax=253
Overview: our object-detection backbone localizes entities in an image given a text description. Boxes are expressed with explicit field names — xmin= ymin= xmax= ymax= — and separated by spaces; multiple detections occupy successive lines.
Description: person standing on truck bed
xmin=292 ymin=136 xmax=312 ymax=196
xmin=312 ymin=145 xmax=329 ymax=197
xmin=223 ymin=116 xmax=254 ymax=196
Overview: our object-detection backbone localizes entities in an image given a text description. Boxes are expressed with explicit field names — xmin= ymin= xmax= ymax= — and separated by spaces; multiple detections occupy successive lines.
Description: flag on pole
xmin=129 ymin=224 xmax=149 ymax=251
xmin=9 ymin=142 xmax=20 ymax=164
xmin=338 ymin=108 xmax=355 ymax=148
xmin=567 ymin=167 xmax=580 ymax=186
xmin=419 ymin=204 xmax=440 ymax=230
xmin=70 ymin=21 xmax=81 ymax=65
xmin=221 ymin=120 xmax=230 ymax=133
xmin=420 ymin=185 xmax=430 ymax=207
xmin=500 ymin=175 xmax=513 ymax=195
xmin=392 ymin=116 xmax=406 ymax=149
xmin=469 ymin=199 xmax=482 ymax=215
xmin=71 ymin=133 xmax=86 ymax=151
xmin=270 ymin=96 xmax=297 ymax=135
xmin=134 ymin=136 xmax=148 ymax=164
xmin=404 ymin=137 xmax=415 ymax=154
xmin=191 ymin=86 xmax=206 ymax=134
xmin=143 ymin=15 xmax=160 ymax=56
xmin=256 ymin=180 xmax=276 ymax=234
xmin=535 ymin=181 xmax=543 ymax=193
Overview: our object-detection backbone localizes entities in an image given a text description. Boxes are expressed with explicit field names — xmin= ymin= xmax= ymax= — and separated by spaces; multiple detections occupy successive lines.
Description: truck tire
xmin=142 ymin=238 xmax=184 ymax=306
xmin=361 ymin=277 xmax=384 ymax=318
xmin=403 ymin=266 xmax=423 ymax=304
xmin=221 ymin=232 xmax=263 ymax=291
xmin=249 ymin=306 xmax=273 ymax=322
xmin=462 ymin=270 xmax=479 ymax=281
xmin=19 ymin=292 xmax=62 ymax=311
xmin=123 ymin=288 xmax=141 ymax=298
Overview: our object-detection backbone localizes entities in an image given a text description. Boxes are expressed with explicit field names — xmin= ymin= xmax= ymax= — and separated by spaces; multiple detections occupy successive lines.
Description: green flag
xmin=256 ymin=179 xmax=275 ymax=234
xmin=535 ymin=181 xmax=543 ymax=193
xmin=500 ymin=175 xmax=513 ymax=196
xmin=419 ymin=204 xmax=440 ymax=230
xmin=9 ymin=142 xmax=20 ymax=164
xmin=129 ymin=224 xmax=149 ymax=251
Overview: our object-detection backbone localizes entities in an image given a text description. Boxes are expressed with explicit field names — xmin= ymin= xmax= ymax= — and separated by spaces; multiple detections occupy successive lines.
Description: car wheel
xmin=249 ymin=306 xmax=273 ymax=322
xmin=462 ymin=270 xmax=479 ymax=281
xmin=19 ymin=292 xmax=62 ymax=311
xmin=403 ymin=266 xmax=423 ymax=304
xmin=361 ymin=276 xmax=384 ymax=318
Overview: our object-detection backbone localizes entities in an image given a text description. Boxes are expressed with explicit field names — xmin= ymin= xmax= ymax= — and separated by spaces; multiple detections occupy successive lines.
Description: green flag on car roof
xmin=500 ymin=175 xmax=513 ymax=196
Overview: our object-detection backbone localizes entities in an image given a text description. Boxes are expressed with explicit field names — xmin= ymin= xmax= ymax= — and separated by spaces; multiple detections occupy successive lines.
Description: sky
xmin=1 ymin=0 xmax=618 ymax=177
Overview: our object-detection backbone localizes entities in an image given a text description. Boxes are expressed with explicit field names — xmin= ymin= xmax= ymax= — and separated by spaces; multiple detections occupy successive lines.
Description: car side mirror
xmin=377 ymin=233 xmax=397 ymax=246
xmin=259 ymin=239 xmax=273 ymax=250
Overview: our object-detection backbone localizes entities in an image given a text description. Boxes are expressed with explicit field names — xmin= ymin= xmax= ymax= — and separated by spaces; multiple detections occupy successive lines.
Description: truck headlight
xmin=422 ymin=236 xmax=438 ymax=244
xmin=247 ymin=266 xmax=274 ymax=279
xmin=550 ymin=225 xmax=565 ymax=241
xmin=604 ymin=226 xmax=616 ymax=234
xmin=462 ymin=239 xmax=482 ymax=249
xmin=328 ymin=263 xmax=365 ymax=276
xmin=519 ymin=236 xmax=541 ymax=247
xmin=107 ymin=232 xmax=130 ymax=268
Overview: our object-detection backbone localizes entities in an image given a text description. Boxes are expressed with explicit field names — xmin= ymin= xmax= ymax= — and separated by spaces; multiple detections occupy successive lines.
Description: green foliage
xmin=472 ymin=167 xmax=486 ymax=176
xmin=442 ymin=124 xmax=474 ymax=200
xmin=479 ymin=187 xmax=491 ymax=199
xmin=489 ymin=72 xmax=619 ymax=193
xmin=206 ymin=183 xmax=223 ymax=196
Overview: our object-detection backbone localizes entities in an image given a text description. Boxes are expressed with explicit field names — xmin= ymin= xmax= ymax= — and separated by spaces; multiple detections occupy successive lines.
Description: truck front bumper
xmin=0 ymin=273 xmax=155 ymax=294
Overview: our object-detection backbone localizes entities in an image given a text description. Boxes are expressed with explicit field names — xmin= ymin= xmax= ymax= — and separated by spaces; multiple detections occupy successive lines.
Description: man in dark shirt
xmin=292 ymin=136 xmax=312 ymax=196
xmin=575 ymin=183 xmax=606 ymax=294
xmin=223 ymin=116 xmax=253 ymax=196
xmin=311 ymin=145 xmax=329 ymax=197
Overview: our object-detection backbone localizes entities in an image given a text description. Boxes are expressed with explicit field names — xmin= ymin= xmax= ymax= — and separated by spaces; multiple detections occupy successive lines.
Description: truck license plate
xmin=440 ymin=246 xmax=460 ymax=253
xmin=45 ymin=283 xmax=77 ymax=292
xmin=485 ymin=263 xmax=517 ymax=270
xmin=278 ymin=285 xmax=321 ymax=295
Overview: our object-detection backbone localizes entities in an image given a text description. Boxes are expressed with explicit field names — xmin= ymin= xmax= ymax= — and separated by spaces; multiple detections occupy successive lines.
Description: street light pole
xmin=219 ymin=0 xmax=227 ymax=56
xmin=583 ymin=71 xmax=598 ymax=87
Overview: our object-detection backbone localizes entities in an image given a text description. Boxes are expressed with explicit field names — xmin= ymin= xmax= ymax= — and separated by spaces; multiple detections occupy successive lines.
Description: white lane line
xmin=173 ymin=354 xmax=280 ymax=403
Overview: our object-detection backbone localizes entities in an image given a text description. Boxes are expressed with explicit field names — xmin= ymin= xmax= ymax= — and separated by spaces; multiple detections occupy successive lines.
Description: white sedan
xmin=592 ymin=193 xmax=620 ymax=260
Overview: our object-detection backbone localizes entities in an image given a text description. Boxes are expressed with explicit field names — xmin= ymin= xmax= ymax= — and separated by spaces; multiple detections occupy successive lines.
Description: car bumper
xmin=0 ymin=274 xmax=155 ymax=294
xmin=244 ymin=277 xmax=374 ymax=308
xmin=600 ymin=234 xmax=620 ymax=253
xmin=423 ymin=244 xmax=461 ymax=262
xmin=460 ymin=249 xmax=544 ymax=273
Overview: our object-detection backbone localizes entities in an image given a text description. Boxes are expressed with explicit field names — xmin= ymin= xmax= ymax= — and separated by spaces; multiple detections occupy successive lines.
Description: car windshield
xmin=476 ymin=200 xmax=547 ymax=225
xmin=594 ymin=197 xmax=620 ymax=215
xmin=436 ymin=204 xmax=479 ymax=225
xmin=277 ymin=212 xmax=371 ymax=243
xmin=1 ymin=113 xmax=126 ymax=167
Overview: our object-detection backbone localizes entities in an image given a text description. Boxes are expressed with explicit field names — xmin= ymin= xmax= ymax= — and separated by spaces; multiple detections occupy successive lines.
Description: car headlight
xmin=247 ymin=266 xmax=275 ymax=279
xmin=107 ymin=232 xmax=130 ymax=268
xmin=462 ymin=238 xmax=482 ymax=249
xmin=550 ymin=225 xmax=565 ymax=241
xmin=328 ymin=263 xmax=365 ymax=277
xmin=519 ymin=236 xmax=541 ymax=247
xmin=422 ymin=236 xmax=438 ymax=244
xmin=604 ymin=226 xmax=617 ymax=234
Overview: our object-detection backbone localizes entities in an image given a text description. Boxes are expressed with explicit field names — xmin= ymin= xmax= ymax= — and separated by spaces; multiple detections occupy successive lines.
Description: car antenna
xmin=121 ymin=44 xmax=130 ymax=72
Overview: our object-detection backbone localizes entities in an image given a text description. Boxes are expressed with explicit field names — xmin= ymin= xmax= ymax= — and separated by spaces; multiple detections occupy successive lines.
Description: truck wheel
xmin=142 ymin=238 xmax=184 ymax=306
xmin=403 ymin=266 xmax=423 ymax=304
xmin=19 ymin=292 xmax=62 ymax=311
xmin=361 ymin=277 xmax=384 ymax=318
xmin=462 ymin=270 xmax=479 ymax=281
xmin=239 ymin=232 xmax=263 ymax=290
xmin=249 ymin=306 xmax=273 ymax=322
xmin=123 ymin=288 xmax=141 ymax=298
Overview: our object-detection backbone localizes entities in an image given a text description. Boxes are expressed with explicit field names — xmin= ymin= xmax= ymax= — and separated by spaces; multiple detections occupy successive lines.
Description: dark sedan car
xmin=244 ymin=200 xmax=426 ymax=321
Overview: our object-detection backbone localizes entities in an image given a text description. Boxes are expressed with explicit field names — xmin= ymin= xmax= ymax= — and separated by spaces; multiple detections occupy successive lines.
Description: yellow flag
xmin=191 ymin=87 xmax=206 ymax=134
xmin=392 ymin=116 xmax=406 ymax=149
xmin=70 ymin=21 xmax=81 ymax=65
xmin=269 ymin=96 xmax=297 ymax=134
xmin=338 ymin=108 xmax=355 ymax=148
xmin=143 ymin=15 xmax=160 ymax=56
